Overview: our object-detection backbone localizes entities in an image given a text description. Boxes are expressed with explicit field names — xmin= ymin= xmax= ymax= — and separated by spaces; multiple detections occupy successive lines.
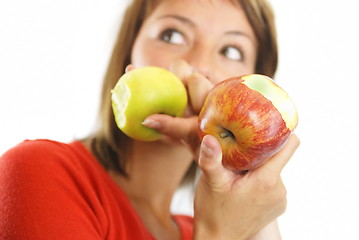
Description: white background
xmin=1 ymin=0 xmax=359 ymax=239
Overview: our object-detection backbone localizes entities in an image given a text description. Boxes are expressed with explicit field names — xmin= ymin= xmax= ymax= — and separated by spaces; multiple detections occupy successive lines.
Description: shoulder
xmin=0 ymin=139 xmax=108 ymax=239
xmin=0 ymin=139 xmax=96 ymax=192
xmin=1 ymin=139 xmax=79 ymax=187
xmin=0 ymin=139 xmax=109 ymax=193
xmin=2 ymin=140 xmax=74 ymax=179
xmin=0 ymin=139 xmax=90 ymax=173
xmin=1 ymin=139 xmax=75 ymax=163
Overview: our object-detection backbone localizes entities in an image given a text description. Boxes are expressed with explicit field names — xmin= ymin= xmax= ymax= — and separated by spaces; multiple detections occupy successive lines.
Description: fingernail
xmin=201 ymin=137 xmax=214 ymax=157
xmin=142 ymin=118 xmax=161 ymax=129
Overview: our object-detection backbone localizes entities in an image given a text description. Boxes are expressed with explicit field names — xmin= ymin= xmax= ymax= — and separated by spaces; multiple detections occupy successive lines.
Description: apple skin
xmin=111 ymin=66 xmax=188 ymax=141
xmin=198 ymin=74 xmax=298 ymax=172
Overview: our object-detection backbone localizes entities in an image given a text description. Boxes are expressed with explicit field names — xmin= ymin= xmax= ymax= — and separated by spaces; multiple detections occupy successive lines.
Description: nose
xmin=183 ymin=46 xmax=215 ymax=83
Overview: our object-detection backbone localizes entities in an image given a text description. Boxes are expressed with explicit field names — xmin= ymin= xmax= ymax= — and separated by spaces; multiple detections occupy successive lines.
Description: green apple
xmin=111 ymin=66 xmax=188 ymax=141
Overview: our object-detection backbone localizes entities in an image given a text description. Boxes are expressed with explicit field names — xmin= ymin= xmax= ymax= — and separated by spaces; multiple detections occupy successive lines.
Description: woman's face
xmin=131 ymin=0 xmax=257 ymax=84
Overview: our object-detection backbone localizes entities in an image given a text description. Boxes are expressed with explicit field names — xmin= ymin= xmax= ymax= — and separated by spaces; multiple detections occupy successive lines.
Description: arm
xmin=143 ymin=61 xmax=299 ymax=239
xmin=249 ymin=220 xmax=282 ymax=240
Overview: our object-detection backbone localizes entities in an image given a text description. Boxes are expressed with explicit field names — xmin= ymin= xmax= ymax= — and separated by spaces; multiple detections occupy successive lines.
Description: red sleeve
xmin=173 ymin=215 xmax=194 ymax=240
xmin=0 ymin=140 xmax=107 ymax=240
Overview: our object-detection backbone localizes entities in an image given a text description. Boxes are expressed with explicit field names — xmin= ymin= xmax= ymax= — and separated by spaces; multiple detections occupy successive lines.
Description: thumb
xmin=198 ymin=135 xmax=229 ymax=191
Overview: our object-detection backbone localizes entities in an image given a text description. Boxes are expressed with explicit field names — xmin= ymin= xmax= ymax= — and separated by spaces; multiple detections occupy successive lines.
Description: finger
xmin=198 ymin=135 xmax=229 ymax=191
xmin=259 ymin=134 xmax=300 ymax=175
xmin=169 ymin=60 xmax=194 ymax=84
xmin=187 ymin=73 xmax=213 ymax=113
xmin=125 ymin=64 xmax=135 ymax=73
xmin=169 ymin=60 xmax=213 ymax=114
xmin=142 ymin=114 xmax=199 ymax=145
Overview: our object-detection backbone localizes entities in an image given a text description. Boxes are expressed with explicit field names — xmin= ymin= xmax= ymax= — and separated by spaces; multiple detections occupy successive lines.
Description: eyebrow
xmin=225 ymin=30 xmax=253 ymax=40
xmin=157 ymin=14 xmax=196 ymax=28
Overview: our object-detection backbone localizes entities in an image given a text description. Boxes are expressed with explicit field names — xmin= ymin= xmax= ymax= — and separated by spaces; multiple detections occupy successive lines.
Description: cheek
xmin=214 ymin=63 xmax=256 ymax=85
xmin=212 ymin=51 xmax=257 ymax=84
xmin=131 ymin=39 xmax=174 ymax=70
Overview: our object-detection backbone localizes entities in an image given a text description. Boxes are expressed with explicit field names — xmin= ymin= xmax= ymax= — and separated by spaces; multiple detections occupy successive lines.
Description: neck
xmin=82 ymin=137 xmax=194 ymax=239
xmin=110 ymin=139 xmax=194 ymax=218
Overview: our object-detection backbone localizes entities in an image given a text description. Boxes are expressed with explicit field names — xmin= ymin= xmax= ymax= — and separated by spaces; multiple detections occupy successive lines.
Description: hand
xmin=193 ymin=134 xmax=300 ymax=240
xmin=141 ymin=60 xmax=300 ymax=238
xmin=142 ymin=60 xmax=213 ymax=154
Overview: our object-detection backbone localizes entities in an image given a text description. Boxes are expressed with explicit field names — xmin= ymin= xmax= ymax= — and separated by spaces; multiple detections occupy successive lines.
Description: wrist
xmin=193 ymin=220 xmax=248 ymax=240
xmin=193 ymin=223 xmax=220 ymax=240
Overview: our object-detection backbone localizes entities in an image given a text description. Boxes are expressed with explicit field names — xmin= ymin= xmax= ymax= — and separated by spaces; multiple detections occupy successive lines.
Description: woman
xmin=0 ymin=0 xmax=300 ymax=239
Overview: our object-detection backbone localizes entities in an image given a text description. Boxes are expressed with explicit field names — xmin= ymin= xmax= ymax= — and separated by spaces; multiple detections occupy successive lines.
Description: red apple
xmin=198 ymin=74 xmax=298 ymax=172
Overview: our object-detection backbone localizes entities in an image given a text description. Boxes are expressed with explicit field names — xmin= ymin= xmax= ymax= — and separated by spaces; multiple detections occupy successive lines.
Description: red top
xmin=0 ymin=140 xmax=193 ymax=240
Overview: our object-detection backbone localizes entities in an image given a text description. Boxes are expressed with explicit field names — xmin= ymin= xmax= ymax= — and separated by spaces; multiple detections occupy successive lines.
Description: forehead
xmin=151 ymin=0 xmax=242 ymax=18
xmin=147 ymin=0 xmax=255 ymax=38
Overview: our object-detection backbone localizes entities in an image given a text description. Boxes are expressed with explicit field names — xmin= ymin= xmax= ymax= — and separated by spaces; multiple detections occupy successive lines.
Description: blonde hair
xmin=88 ymin=0 xmax=278 ymax=180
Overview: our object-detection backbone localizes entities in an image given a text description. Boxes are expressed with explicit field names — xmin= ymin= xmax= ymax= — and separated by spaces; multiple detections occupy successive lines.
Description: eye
xmin=221 ymin=46 xmax=243 ymax=61
xmin=160 ymin=29 xmax=185 ymax=45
